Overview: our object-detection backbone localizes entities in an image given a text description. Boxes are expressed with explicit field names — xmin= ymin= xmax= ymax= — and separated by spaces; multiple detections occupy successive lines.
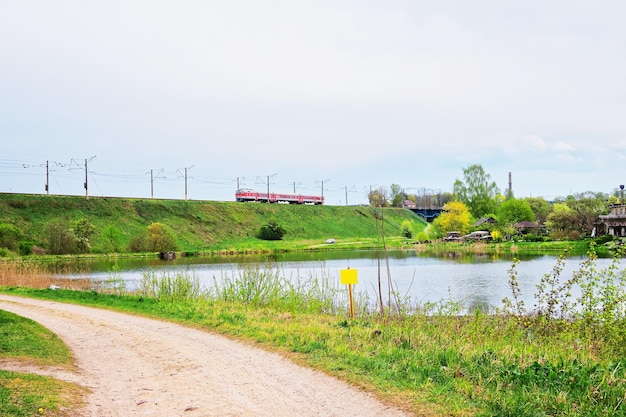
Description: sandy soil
xmin=0 ymin=295 xmax=412 ymax=417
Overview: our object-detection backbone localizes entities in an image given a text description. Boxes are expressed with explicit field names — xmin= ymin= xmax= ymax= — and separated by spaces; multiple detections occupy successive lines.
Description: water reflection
xmin=51 ymin=249 xmax=621 ymax=312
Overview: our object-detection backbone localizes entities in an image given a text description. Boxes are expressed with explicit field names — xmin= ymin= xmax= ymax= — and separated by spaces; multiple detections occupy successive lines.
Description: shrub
xmin=401 ymin=220 xmax=413 ymax=238
xmin=101 ymin=225 xmax=123 ymax=254
xmin=147 ymin=222 xmax=178 ymax=252
xmin=19 ymin=242 xmax=33 ymax=256
xmin=522 ymin=234 xmax=544 ymax=242
xmin=594 ymin=234 xmax=614 ymax=245
xmin=45 ymin=220 xmax=76 ymax=254
xmin=71 ymin=217 xmax=96 ymax=253
xmin=415 ymin=231 xmax=429 ymax=243
xmin=127 ymin=234 xmax=149 ymax=253
xmin=257 ymin=220 xmax=285 ymax=240
xmin=0 ymin=223 xmax=22 ymax=251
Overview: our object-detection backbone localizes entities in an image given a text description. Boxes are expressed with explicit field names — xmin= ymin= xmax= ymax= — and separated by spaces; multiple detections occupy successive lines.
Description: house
xmin=473 ymin=216 xmax=497 ymax=229
xmin=598 ymin=204 xmax=626 ymax=237
xmin=403 ymin=200 xmax=417 ymax=209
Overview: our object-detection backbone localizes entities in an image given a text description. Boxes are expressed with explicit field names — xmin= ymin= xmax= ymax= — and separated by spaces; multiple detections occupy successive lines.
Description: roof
xmin=473 ymin=216 xmax=497 ymax=227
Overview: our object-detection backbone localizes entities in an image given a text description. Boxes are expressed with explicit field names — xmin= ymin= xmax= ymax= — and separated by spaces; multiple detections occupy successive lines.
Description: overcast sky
xmin=1 ymin=1 xmax=625 ymax=205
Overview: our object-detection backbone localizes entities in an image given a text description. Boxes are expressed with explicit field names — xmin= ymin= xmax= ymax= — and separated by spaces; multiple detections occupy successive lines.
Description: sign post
xmin=340 ymin=268 xmax=358 ymax=319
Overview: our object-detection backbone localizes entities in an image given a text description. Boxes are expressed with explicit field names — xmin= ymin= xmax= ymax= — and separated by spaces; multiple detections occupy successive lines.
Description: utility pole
xmin=77 ymin=156 xmax=96 ymax=199
xmin=45 ymin=161 xmax=49 ymax=195
xmin=84 ymin=159 xmax=88 ymax=198
xmin=185 ymin=167 xmax=188 ymax=200
xmin=146 ymin=169 xmax=164 ymax=199
xmin=318 ymin=178 xmax=330 ymax=202
xmin=177 ymin=165 xmax=194 ymax=200
xmin=257 ymin=174 xmax=276 ymax=203
xmin=344 ymin=185 xmax=356 ymax=206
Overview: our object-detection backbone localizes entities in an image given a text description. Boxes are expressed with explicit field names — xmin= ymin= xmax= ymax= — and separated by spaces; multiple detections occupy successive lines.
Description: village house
xmin=598 ymin=203 xmax=626 ymax=237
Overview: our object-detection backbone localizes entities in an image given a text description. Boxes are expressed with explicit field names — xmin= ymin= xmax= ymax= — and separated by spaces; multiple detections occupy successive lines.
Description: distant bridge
xmin=407 ymin=207 xmax=443 ymax=222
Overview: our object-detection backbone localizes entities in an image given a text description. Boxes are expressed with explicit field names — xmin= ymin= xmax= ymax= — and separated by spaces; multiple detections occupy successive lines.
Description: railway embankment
xmin=0 ymin=193 xmax=426 ymax=255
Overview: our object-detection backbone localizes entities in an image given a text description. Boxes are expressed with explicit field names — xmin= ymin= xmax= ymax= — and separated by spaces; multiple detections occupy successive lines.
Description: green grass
xmin=0 ymin=193 xmax=426 ymax=254
xmin=0 ymin=309 xmax=80 ymax=416
xmin=0 ymin=310 xmax=72 ymax=365
xmin=0 ymin=370 xmax=82 ymax=417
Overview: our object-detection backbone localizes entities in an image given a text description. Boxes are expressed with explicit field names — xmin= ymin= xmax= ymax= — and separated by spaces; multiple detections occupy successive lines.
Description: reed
xmin=0 ymin=260 xmax=93 ymax=290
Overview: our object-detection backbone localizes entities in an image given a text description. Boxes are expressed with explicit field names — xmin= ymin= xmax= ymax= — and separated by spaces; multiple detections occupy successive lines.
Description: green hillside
xmin=0 ymin=193 xmax=426 ymax=254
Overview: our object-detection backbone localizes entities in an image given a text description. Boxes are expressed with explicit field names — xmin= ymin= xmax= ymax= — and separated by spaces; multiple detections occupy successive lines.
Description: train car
xmin=235 ymin=190 xmax=324 ymax=205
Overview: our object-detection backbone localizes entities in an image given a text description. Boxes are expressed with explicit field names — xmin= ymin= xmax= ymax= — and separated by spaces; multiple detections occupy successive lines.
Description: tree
xmin=545 ymin=203 xmax=578 ymax=239
xmin=127 ymin=233 xmax=149 ymax=253
xmin=258 ymin=220 xmax=286 ymax=240
xmin=452 ymin=164 xmax=500 ymax=219
xmin=46 ymin=220 xmax=76 ymax=254
xmin=565 ymin=193 xmax=609 ymax=237
xmin=71 ymin=217 xmax=96 ymax=253
xmin=525 ymin=197 xmax=552 ymax=225
xmin=497 ymin=198 xmax=535 ymax=227
xmin=147 ymin=222 xmax=178 ymax=252
xmin=368 ymin=187 xmax=388 ymax=207
xmin=389 ymin=184 xmax=404 ymax=207
xmin=433 ymin=201 xmax=472 ymax=236
xmin=0 ymin=223 xmax=22 ymax=251
xmin=101 ymin=225 xmax=122 ymax=254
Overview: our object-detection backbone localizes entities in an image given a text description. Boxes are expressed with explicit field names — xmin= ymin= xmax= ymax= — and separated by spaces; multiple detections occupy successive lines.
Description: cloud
xmin=553 ymin=142 xmax=575 ymax=153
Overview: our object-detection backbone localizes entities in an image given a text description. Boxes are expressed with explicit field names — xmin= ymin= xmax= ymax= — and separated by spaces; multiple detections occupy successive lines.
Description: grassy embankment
xmin=2 ymin=248 xmax=625 ymax=417
xmin=0 ymin=192 xmax=601 ymax=259
xmin=0 ymin=193 xmax=426 ymax=254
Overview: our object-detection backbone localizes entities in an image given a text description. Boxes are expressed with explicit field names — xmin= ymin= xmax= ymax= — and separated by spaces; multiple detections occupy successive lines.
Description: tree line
xmin=368 ymin=163 xmax=623 ymax=242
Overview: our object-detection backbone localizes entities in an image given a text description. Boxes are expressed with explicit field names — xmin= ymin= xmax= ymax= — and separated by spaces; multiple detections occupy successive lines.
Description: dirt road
xmin=0 ymin=295 xmax=411 ymax=417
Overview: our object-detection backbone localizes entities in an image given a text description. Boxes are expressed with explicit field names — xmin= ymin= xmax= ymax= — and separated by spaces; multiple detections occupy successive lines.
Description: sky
xmin=1 ymin=1 xmax=625 ymax=206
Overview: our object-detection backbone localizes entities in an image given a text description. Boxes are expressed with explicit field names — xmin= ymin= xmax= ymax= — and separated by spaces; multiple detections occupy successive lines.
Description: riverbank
xmin=2 ymin=264 xmax=625 ymax=417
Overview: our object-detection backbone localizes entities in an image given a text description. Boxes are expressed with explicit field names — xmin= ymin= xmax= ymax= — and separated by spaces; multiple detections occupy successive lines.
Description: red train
xmin=235 ymin=190 xmax=324 ymax=205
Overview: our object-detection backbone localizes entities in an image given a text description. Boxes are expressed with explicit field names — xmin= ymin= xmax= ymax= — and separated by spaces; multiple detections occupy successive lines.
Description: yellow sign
xmin=340 ymin=268 xmax=358 ymax=285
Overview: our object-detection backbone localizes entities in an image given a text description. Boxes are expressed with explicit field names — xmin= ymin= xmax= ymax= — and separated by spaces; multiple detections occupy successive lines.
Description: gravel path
xmin=0 ymin=295 xmax=412 ymax=417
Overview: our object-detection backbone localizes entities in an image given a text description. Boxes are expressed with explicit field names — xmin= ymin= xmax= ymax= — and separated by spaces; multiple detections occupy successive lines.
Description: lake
xmin=53 ymin=249 xmax=623 ymax=313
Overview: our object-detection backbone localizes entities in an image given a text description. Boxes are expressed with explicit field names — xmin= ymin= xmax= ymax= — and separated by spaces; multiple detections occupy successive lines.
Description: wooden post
xmin=348 ymin=283 xmax=354 ymax=319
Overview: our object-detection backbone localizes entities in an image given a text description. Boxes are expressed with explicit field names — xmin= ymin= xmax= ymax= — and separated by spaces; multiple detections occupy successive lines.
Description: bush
xmin=415 ymin=231 xmax=429 ymax=243
xmin=71 ymin=217 xmax=96 ymax=253
xmin=147 ymin=222 xmax=178 ymax=252
xmin=401 ymin=220 xmax=413 ymax=238
xmin=257 ymin=220 xmax=285 ymax=240
xmin=594 ymin=234 xmax=614 ymax=245
xmin=101 ymin=225 xmax=123 ymax=254
xmin=522 ymin=234 xmax=544 ymax=242
xmin=127 ymin=233 xmax=149 ymax=253
xmin=45 ymin=220 xmax=76 ymax=254
xmin=0 ymin=223 xmax=22 ymax=251
xmin=19 ymin=242 xmax=33 ymax=256
xmin=0 ymin=247 xmax=16 ymax=257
